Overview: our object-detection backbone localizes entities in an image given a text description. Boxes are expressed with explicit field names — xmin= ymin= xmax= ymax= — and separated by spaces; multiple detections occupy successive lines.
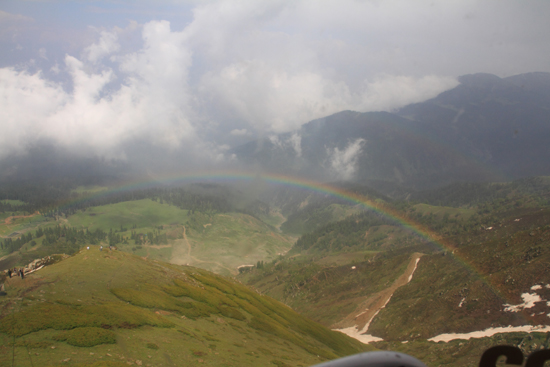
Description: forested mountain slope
xmin=233 ymin=72 xmax=550 ymax=189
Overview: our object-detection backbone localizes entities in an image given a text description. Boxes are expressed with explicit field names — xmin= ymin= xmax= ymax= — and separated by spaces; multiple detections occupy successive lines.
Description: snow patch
xmin=429 ymin=325 xmax=550 ymax=343
xmin=458 ymin=297 xmax=466 ymax=308
xmin=334 ymin=327 xmax=383 ymax=344
xmin=503 ymin=293 xmax=542 ymax=312
xmin=531 ymin=285 xmax=542 ymax=291
xmin=237 ymin=264 xmax=254 ymax=269
xmin=407 ymin=258 xmax=420 ymax=283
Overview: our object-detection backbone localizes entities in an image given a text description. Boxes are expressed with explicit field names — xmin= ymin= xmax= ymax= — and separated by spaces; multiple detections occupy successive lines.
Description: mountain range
xmin=233 ymin=72 xmax=550 ymax=189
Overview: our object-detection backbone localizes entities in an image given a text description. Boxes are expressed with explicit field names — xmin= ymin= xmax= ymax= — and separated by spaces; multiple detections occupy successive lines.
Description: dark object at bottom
xmin=311 ymin=351 xmax=427 ymax=367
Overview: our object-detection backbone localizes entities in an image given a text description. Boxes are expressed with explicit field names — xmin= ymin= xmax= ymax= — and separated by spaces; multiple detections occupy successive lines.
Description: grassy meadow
xmin=0 ymin=248 xmax=369 ymax=366
xmin=171 ymin=212 xmax=296 ymax=276
xmin=0 ymin=212 xmax=47 ymax=238
xmin=34 ymin=199 xmax=296 ymax=276
xmin=67 ymin=199 xmax=189 ymax=231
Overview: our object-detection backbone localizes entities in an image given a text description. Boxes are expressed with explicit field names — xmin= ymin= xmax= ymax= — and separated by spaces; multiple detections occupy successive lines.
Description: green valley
xmin=0 ymin=176 xmax=549 ymax=367
xmin=0 ymin=248 xmax=368 ymax=366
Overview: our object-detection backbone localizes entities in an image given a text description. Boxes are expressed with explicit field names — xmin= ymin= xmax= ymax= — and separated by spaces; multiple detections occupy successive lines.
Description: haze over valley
xmin=1 ymin=1 xmax=550 ymax=366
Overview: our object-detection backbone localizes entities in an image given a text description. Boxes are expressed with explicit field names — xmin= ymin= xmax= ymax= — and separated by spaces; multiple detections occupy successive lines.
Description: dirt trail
xmin=272 ymin=210 xmax=286 ymax=230
xmin=172 ymin=226 xmax=234 ymax=274
xmin=145 ymin=244 xmax=172 ymax=249
xmin=183 ymin=226 xmax=191 ymax=257
xmin=334 ymin=253 xmax=424 ymax=333
xmin=4 ymin=212 xmax=40 ymax=224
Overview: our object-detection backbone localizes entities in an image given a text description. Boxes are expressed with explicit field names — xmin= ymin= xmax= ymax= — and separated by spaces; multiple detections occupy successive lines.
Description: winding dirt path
xmin=4 ymin=212 xmax=40 ymax=224
xmin=177 ymin=226 xmax=234 ymax=274
xmin=333 ymin=252 xmax=423 ymax=342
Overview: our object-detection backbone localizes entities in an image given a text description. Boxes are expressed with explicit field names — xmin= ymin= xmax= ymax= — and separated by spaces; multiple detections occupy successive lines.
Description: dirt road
xmin=334 ymin=252 xmax=424 ymax=333
xmin=4 ymin=212 xmax=40 ymax=224
xmin=171 ymin=226 xmax=234 ymax=274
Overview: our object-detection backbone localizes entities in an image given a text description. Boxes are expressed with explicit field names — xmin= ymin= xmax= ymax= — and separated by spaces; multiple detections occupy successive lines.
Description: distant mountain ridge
xmin=233 ymin=72 xmax=550 ymax=189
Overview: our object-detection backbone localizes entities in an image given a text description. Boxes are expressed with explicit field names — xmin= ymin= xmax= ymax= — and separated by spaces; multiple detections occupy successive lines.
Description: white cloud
xmin=327 ymin=139 xmax=365 ymax=180
xmin=289 ymin=133 xmax=301 ymax=157
xmin=200 ymin=59 xmax=457 ymax=134
xmin=84 ymin=30 xmax=120 ymax=63
xmin=355 ymin=74 xmax=459 ymax=112
xmin=0 ymin=8 xmax=459 ymax=164
xmin=38 ymin=48 xmax=48 ymax=60
xmin=0 ymin=20 xmax=197 ymax=159
xmin=50 ymin=63 xmax=60 ymax=74
xmin=200 ymin=60 xmax=353 ymax=133
xmin=230 ymin=128 xmax=250 ymax=136
xmin=267 ymin=132 xmax=302 ymax=157
xmin=0 ymin=10 xmax=33 ymax=23
xmin=6 ymin=0 xmax=549 ymax=166
xmin=0 ymin=68 xmax=67 ymax=156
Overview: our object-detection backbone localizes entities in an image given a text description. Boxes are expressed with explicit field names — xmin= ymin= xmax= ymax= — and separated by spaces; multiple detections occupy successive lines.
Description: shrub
xmin=0 ymin=302 xmax=172 ymax=337
xmin=53 ymin=327 xmax=116 ymax=347
xmin=271 ymin=361 xmax=291 ymax=367
xmin=218 ymin=306 xmax=246 ymax=321
xmin=71 ymin=362 xmax=128 ymax=367
xmin=111 ymin=287 xmax=183 ymax=311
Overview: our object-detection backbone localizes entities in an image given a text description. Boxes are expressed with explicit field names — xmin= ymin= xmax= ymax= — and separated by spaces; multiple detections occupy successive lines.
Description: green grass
xmin=281 ymin=203 xmax=362 ymax=235
xmin=374 ymin=332 xmax=550 ymax=367
xmin=240 ymin=246 xmax=420 ymax=327
xmin=61 ymin=200 xmax=295 ymax=276
xmin=0 ymin=302 xmax=173 ymax=337
xmin=368 ymin=208 xmax=550 ymax=341
xmin=0 ymin=247 xmax=368 ymax=367
xmin=53 ymin=327 xmax=117 ymax=347
xmin=316 ymin=251 xmax=379 ymax=266
xmin=0 ymin=212 xmax=47 ymax=237
xmin=172 ymin=212 xmax=295 ymax=276
xmin=67 ymin=199 xmax=190 ymax=231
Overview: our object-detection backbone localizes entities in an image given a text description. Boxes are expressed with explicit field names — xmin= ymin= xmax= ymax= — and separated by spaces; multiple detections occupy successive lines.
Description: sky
xmin=1 ymin=0 xmax=550 ymax=172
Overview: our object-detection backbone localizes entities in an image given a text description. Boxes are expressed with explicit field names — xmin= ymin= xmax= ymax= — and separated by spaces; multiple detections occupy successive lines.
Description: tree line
xmin=0 ymin=225 xmax=116 ymax=255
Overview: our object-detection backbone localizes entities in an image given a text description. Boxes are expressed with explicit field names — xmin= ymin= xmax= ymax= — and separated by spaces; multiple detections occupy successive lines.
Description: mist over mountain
xmin=233 ymin=72 xmax=550 ymax=189
xmin=1 ymin=71 xmax=549 ymax=190
xmin=0 ymin=143 xmax=130 ymax=184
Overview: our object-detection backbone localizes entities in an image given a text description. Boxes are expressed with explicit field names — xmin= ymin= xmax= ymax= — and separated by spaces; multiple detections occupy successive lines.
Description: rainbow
xmin=60 ymin=169 xmax=508 ymax=302
xmin=63 ymin=169 xmax=445 ymax=246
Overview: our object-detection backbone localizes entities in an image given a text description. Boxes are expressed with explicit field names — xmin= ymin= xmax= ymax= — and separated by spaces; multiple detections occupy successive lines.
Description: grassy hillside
xmin=264 ymin=184 xmax=387 ymax=235
xmin=239 ymin=249 xmax=417 ymax=327
xmin=1 ymin=199 xmax=296 ymax=277
xmin=3 ymin=179 xmax=550 ymax=367
xmin=67 ymin=199 xmax=190 ymax=231
xmin=0 ymin=248 xmax=369 ymax=366
xmin=240 ymin=201 xmax=550 ymax=366
xmin=373 ymin=332 xmax=550 ymax=367
xmin=170 ymin=212 xmax=295 ymax=276
xmin=0 ymin=211 xmax=46 ymax=238
xmin=280 ymin=203 xmax=362 ymax=235
xmin=239 ymin=210 xmax=427 ymax=326
xmin=369 ymin=207 xmax=550 ymax=341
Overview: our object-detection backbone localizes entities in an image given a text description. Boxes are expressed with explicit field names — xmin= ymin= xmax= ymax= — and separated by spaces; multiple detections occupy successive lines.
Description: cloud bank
xmin=327 ymin=139 xmax=365 ymax=180
xmin=1 ymin=0 xmax=549 ymax=168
